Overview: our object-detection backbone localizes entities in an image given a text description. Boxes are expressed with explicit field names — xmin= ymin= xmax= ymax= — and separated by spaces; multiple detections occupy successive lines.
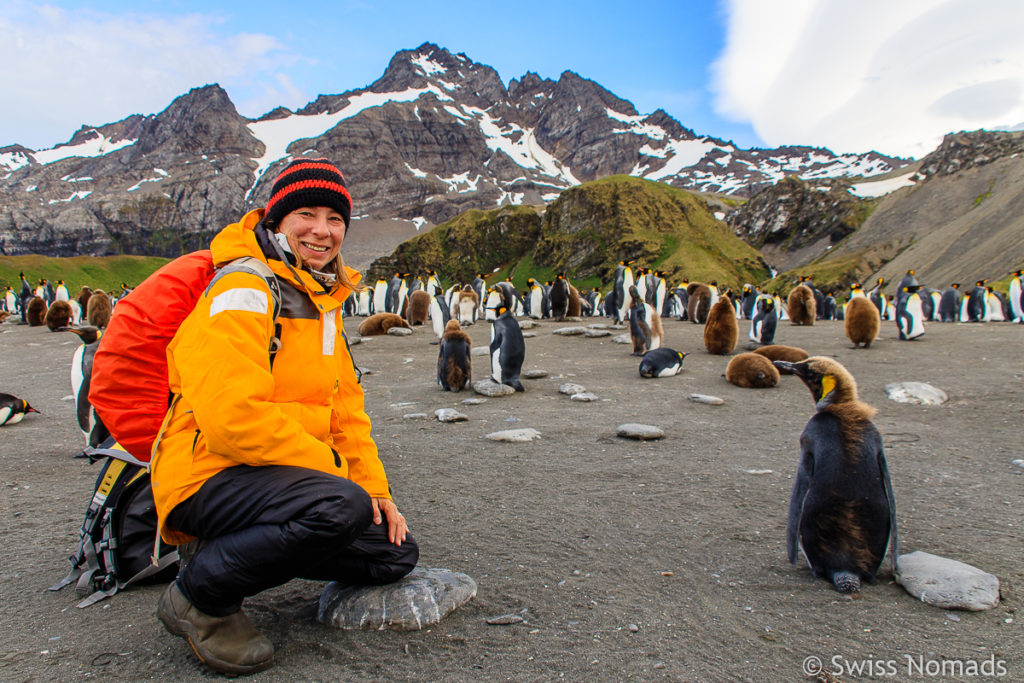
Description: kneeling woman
xmin=152 ymin=158 xmax=418 ymax=675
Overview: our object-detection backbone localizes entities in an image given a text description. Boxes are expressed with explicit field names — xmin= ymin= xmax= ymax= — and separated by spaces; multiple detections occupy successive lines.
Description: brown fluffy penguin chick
xmin=787 ymin=285 xmax=816 ymax=325
xmin=45 ymin=300 xmax=73 ymax=331
xmin=86 ymin=289 xmax=111 ymax=328
xmin=703 ymin=295 xmax=738 ymax=354
xmin=437 ymin=320 xmax=473 ymax=391
xmin=358 ymin=312 xmax=410 ymax=336
xmin=77 ymin=286 xmax=93 ymax=311
xmin=686 ymin=282 xmax=712 ymax=324
xmin=752 ymin=344 xmax=809 ymax=363
xmin=27 ymin=296 xmax=47 ymax=326
xmin=406 ymin=290 xmax=431 ymax=325
xmin=845 ymin=296 xmax=881 ymax=348
xmin=726 ymin=352 xmax=780 ymax=388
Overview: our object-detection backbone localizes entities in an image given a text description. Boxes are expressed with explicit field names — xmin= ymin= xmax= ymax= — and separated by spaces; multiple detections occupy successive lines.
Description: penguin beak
xmin=773 ymin=360 xmax=799 ymax=375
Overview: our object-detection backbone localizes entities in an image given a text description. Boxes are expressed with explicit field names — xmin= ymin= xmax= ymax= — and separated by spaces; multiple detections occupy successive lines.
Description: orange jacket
xmin=151 ymin=209 xmax=389 ymax=544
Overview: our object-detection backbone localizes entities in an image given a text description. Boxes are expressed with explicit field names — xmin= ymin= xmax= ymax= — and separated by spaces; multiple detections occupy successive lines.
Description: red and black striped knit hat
xmin=263 ymin=157 xmax=352 ymax=231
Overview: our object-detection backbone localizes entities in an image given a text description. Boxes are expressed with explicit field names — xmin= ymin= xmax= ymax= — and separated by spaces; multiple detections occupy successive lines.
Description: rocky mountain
xmin=734 ymin=129 xmax=1024 ymax=291
xmin=368 ymin=175 xmax=770 ymax=290
xmin=0 ymin=42 xmax=907 ymax=262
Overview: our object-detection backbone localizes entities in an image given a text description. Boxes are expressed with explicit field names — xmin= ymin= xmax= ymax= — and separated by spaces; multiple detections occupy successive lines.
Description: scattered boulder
xmin=584 ymin=329 xmax=612 ymax=338
xmin=553 ymin=326 xmax=587 ymax=336
xmin=611 ymin=334 xmax=631 ymax=344
xmin=485 ymin=428 xmax=542 ymax=442
xmin=558 ymin=383 xmax=587 ymax=396
xmin=387 ymin=326 xmax=413 ymax=336
xmin=319 ymin=567 xmax=477 ymax=631
xmin=471 ymin=346 xmax=490 ymax=356
xmin=402 ymin=413 xmax=428 ymax=420
xmin=689 ymin=393 xmax=725 ymax=405
xmin=517 ymin=319 xmax=538 ymax=330
xmin=462 ymin=397 xmax=488 ymax=405
xmin=522 ymin=332 xmax=537 ymax=338
xmin=570 ymin=392 xmax=599 ymax=402
xmin=473 ymin=379 xmax=517 ymax=397
xmin=895 ymin=551 xmax=1000 ymax=611
xmin=435 ymin=408 xmax=468 ymax=423
xmin=885 ymin=382 xmax=948 ymax=405
xmin=521 ymin=369 xmax=548 ymax=379
xmin=616 ymin=424 xmax=665 ymax=440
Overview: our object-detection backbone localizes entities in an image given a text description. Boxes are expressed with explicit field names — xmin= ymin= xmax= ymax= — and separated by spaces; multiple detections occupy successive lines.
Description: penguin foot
xmin=832 ymin=572 xmax=861 ymax=593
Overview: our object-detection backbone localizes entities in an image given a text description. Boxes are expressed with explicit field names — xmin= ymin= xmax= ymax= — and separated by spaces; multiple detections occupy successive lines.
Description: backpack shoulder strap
xmin=206 ymin=256 xmax=284 ymax=363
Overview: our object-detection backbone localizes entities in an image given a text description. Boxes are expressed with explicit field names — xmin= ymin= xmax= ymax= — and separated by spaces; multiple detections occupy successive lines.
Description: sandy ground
xmin=1 ymin=312 xmax=1021 ymax=682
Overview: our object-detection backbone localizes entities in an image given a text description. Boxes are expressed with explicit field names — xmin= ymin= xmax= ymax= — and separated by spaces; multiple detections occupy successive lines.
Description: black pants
xmin=167 ymin=465 xmax=419 ymax=616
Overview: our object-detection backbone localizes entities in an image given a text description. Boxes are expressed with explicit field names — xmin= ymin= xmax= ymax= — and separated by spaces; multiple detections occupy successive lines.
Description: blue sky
xmin=2 ymin=0 xmax=1022 ymax=158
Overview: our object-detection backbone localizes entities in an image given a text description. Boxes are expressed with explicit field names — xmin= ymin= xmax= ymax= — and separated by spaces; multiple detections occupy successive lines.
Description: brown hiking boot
xmin=158 ymin=582 xmax=274 ymax=675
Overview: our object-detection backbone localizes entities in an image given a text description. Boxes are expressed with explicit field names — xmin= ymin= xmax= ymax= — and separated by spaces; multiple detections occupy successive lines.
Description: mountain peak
xmin=369 ymin=43 xmax=506 ymax=104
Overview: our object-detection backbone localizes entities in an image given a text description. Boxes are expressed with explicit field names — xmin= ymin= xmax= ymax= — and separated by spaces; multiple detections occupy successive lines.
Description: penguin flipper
xmin=787 ymin=448 xmax=814 ymax=564
xmin=878 ymin=448 xmax=899 ymax=573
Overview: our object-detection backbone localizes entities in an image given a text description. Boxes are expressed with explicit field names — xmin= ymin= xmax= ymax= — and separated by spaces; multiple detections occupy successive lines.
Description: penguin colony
xmin=5 ymin=263 xmax=1022 ymax=598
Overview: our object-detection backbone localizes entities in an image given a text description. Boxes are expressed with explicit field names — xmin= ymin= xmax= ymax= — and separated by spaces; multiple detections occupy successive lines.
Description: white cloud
xmin=0 ymin=2 xmax=299 ymax=149
xmin=710 ymin=0 xmax=1024 ymax=158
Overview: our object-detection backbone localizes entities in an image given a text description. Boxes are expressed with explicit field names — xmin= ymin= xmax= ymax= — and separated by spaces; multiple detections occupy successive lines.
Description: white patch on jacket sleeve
xmin=209 ymin=288 xmax=268 ymax=317
xmin=322 ymin=309 xmax=337 ymax=355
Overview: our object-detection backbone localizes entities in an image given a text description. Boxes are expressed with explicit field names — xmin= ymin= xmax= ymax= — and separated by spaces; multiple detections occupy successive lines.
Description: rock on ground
xmin=471 ymin=345 xmax=490 ymax=356
xmin=584 ymin=329 xmax=612 ymax=338
xmin=895 ymin=551 xmax=1000 ymax=610
xmin=885 ymin=382 xmax=948 ymax=405
xmin=435 ymin=408 xmax=468 ymax=422
xmin=570 ymin=392 xmax=599 ymax=402
xmin=485 ymin=428 xmax=542 ymax=442
xmin=616 ymin=424 xmax=665 ymax=440
xmin=611 ymin=334 xmax=631 ymax=344
xmin=474 ymin=379 xmax=517 ymax=397
xmin=387 ymin=327 xmax=413 ymax=336
xmin=553 ymin=326 xmax=587 ymax=336
xmin=558 ymin=383 xmax=587 ymax=395
xmin=521 ymin=369 xmax=548 ymax=379
xmin=319 ymin=567 xmax=477 ymax=631
xmin=689 ymin=393 xmax=725 ymax=405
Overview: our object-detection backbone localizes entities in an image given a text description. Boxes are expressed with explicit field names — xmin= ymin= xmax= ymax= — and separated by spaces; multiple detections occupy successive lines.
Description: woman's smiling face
xmin=277 ymin=206 xmax=346 ymax=270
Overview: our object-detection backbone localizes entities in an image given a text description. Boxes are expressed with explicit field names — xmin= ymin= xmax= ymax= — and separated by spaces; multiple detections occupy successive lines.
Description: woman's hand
xmin=371 ymin=497 xmax=408 ymax=546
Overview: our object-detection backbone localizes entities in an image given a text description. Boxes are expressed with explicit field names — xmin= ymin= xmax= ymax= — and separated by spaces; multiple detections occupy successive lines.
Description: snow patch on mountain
xmin=32 ymin=131 xmax=135 ymax=165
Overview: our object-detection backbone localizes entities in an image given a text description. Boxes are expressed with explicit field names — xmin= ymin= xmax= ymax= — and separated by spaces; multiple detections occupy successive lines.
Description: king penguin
xmin=1008 ymin=271 xmax=1024 ymax=323
xmin=614 ymin=261 xmax=635 ymax=324
xmin=894 ymin=285 xmax=925 ymax=340
xmin=487 ymin=286 xmax=525 ymax=391
xmin=748 ymin=296 xmax=778 ymax=346
xmin=0 ymin=393 xmax=40 ymax=426
xmin=437 ymin=320 xmax=472 ymax=391
xmin=773 ymin=357 xmax=898 ymax=593
xmin=938 ymin=283 xmax=960 ymax=322
xmin=638 ymin=348 xmax=687 ymax=378
xmin=372 ymin=277 xmax=388 ymax=315
xmin=429 ymin=285 xmax=451 ymax=339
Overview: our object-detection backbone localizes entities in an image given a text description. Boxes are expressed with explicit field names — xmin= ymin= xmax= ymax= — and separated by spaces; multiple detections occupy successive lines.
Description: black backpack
xmin=50 ymin=439 xmax=179 ymax=607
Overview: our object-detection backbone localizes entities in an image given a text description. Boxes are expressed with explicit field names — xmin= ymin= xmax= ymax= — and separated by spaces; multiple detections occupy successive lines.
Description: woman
xmin=152 ymin=157 xmax=418 ymax=675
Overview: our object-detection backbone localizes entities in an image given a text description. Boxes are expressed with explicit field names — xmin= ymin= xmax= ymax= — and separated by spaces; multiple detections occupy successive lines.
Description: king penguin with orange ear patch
xmin=487 ymin=286 xmax=525 ymax=391
xmin=773 ymin=357 xmax=898 ymax=594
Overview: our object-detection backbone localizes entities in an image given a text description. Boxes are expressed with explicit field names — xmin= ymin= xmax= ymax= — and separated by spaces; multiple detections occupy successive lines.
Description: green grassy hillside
xmin=369 ymin=176 xmax=771 ymax=293
xmin=0 ymin=254 xmax=171 ymax=295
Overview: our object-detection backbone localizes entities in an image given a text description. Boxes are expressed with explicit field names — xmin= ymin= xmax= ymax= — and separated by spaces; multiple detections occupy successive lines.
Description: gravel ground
xmin=1 ymin=313 xmax=1021 ymax=681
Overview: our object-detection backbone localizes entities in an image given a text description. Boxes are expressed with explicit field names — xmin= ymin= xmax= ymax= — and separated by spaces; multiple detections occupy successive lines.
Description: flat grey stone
xmin=402 ymin=413 xmax=428 ymax=420
xmin=616 ymin=423 xmax=665 ymax=440
xmin=522 ymin=332 xmax=537 ymax=338
xmin=562 ymin=316 xmax=584 ymax=322
xmin=357 ymin=367 xmax=372 ymax=376
xmin=895 ymin=551 xmax=1000 ymax=611
xmin=348 ymin=336 xmax=364 ymax=345
xmin=485 ymin=428 xmax=542 ymax=442
xmin=462 ymin=397 xmax=488 ymax=405
xmin=586 ymin=323 xmax=614 ymax=330
xmin=570 ymin=392 xmax=599 ymax=402
xmin=521 ymin=369 xmax=548 ymax=379
xmin=689 ymin=393 xmax=725 ymax=405
xmin=517 ymin=319 xmax=538 ymax=330
xmin=473 ymin=379 xmax=517 ymax=397
xmin=387 ymin=326 xmax=413 ymax=336
xmin=611 ymin=334 xmax=631 ymax=344
xmin=486 ymin=613 xmax=524 ymax=625
xmin=471 ymin=345 xmax=490 ymax=356
xmin=884 ymin=382 xmax=948 ymax=405
xmin=1013 ymin=459 xmax=1024 ymax=471
xmin=553 ymin=326 xmax=587 ymax=336
xmin=319 ymin=567 xmax=477 ymax=631
xmin=558 ymin=383 xmax=587 ymax=396
xmin=435 ymin=408 xmax=468 ymax=423
xmin=584 ymin=329 xmax=612 ymax=338
xmin=391 ymin=401 xmax=417 ymax=408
